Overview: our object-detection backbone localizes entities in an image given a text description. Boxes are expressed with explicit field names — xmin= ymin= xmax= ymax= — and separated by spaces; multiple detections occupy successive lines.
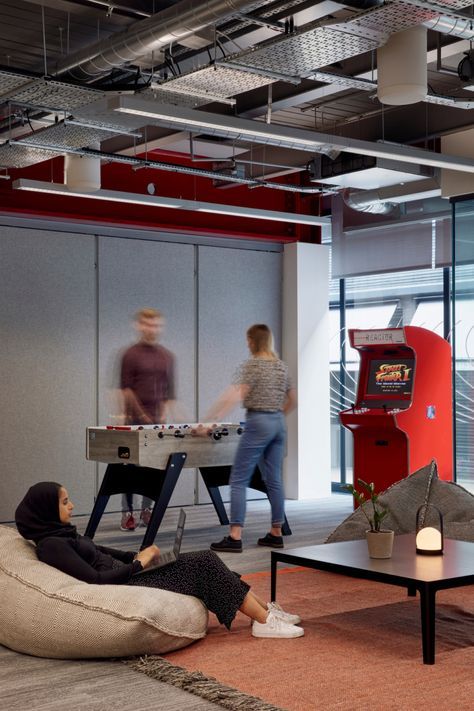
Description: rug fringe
xmin=125 ymin=655 xmax=284 ymax=711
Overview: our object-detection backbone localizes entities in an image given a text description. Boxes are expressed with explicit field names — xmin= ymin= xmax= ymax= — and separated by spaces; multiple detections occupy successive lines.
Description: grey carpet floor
xmin=1 ymin=495 xmax=352 ymax=711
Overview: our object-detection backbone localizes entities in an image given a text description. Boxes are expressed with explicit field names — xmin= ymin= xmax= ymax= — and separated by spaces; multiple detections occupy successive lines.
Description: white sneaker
xmin=267 ymin=601 xmax=302 ymax=625
xmin=252 ymin=610 xmax=304 ymax=639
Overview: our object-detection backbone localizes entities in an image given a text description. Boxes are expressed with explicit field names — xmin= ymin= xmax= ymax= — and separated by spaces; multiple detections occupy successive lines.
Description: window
xmin=330 ymin=267 xmax=448 ymax=489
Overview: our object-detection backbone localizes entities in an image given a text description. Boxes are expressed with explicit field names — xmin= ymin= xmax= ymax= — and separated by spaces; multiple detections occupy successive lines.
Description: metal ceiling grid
xmin=74 ymin=99 xmax=151 ymax=132
xmin=328 ymin=2 xmax=438 ymax=39
xmin=217 ymin=0 xmax=443 ymax=82
xmin=144 ymin=87 xmax=211 ymax=108
xmin=309 ymin=71 xmax=375 ymax=92
xmin=0 ymin=141 xmax=60 ymax=169
xmin=0 ymin=76 xmax=104 ymax=113
xmin=0 ymin=71 xmax=39 ymax=100
xmin=159 ymin=65 xmax=275 ymax=101
xmin=425 ymin=93 xmax=474 ymax=107
xmin=227 ymin=26 xmax=380 ymax=77
xmin=17 ymin=121 xmax=128 ymax=151
xmin=413 ymin=0 xmax=474 ymax=7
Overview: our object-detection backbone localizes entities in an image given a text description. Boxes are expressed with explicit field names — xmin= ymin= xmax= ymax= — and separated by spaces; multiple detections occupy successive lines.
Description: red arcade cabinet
xmin=339 ymin=326 xmax=452 ymax=497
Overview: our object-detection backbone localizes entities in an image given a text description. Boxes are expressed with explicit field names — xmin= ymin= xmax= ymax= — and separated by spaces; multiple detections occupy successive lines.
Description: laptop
xmin=133 ymin=508 xmax=186 ymax=575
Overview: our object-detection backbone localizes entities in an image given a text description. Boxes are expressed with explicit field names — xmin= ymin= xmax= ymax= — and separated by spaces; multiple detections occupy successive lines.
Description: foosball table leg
xmin=206 ymin=485 xmax=230 ymax=525
xmin=140 ymin=452 xmax=187 ymax=549
xmin=84 ymin=467 xmax=114 ymax=539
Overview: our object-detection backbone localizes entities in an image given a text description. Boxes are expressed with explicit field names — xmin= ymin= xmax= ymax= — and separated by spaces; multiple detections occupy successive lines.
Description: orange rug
xmin=161 ymin=567 xmax=474 ymax=711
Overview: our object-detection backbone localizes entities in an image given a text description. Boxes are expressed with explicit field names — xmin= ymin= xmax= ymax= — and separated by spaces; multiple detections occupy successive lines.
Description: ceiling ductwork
xmin=1 ymin=0 xmax=474 ymax=221
xmin=343 ymin=190 xmax=397 ymax=214
xmin=55 ymin=0 xmax=268 ymax=82
xmin=343 ymin=177 xmax=441 ymax=214
xmin=424 ymin=14 xmax=474 ymax=40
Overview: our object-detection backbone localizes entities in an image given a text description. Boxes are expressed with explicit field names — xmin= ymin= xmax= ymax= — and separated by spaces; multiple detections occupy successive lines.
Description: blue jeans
xmin=230 ymin=411 xmax=286 ymax=528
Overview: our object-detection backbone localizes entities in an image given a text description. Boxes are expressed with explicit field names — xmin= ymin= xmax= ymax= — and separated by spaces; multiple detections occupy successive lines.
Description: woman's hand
xmin=134 ymin=544 xmax=160 ymax=569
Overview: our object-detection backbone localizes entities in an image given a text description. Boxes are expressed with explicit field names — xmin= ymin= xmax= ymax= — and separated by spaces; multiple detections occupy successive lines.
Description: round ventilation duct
xmin=377 ymin=26 xmax=427 ymax=105
xmin=65 ymin=146 xmax=101 ymax=192
xmin=458 ymin=50 xmax=474 ymax=82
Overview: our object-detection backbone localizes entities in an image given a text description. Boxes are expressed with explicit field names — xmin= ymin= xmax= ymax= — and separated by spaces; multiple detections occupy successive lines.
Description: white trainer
xmin=267 ymin=601 xmax=301 ymax=625
xmin=252 ymin=610 xmax=304 ymax=639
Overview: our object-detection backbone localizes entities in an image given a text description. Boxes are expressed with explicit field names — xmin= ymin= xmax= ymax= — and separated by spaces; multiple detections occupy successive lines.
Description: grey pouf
xmin=326 ymin=462 xmax=474 ymax=544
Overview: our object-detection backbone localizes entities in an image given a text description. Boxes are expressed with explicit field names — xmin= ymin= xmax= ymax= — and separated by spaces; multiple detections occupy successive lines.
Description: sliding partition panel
xmin=97 ymin=235 xmax=196 ymax=507
xmin=0 ymin=227 xmax=96 ymax=519
xmin=197 ymin=244 xmax=282 ymax=503
xmin=452 ymin=199 xmax=474 ymax=492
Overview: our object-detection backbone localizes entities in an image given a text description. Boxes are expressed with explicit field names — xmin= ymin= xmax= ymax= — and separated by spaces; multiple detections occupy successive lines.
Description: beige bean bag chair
xmin=0 ymin=525 xmax=208 ymax=658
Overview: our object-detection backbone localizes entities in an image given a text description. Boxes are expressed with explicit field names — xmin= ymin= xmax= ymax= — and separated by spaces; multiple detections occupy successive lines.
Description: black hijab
xmin=15 ymin=481 xmax=77 ymax=543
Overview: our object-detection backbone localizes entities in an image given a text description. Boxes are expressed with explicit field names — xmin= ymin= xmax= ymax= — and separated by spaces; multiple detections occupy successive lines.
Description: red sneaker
xmin=120 ymin=512 xmax=136 ymax=531
xmin=140 ymin=508 xmax=152 ymax=527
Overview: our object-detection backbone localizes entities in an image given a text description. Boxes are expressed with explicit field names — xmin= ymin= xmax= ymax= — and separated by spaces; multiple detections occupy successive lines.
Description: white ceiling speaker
xmin=377 ymin=26 xmax=427 ymax=106
xmin=64 ymin=143 xmax=101 ymax=192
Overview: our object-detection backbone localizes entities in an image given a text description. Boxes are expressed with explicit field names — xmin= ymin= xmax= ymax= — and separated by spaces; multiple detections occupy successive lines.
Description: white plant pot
xmin=366 ymin=530 xmax=394 ymax=559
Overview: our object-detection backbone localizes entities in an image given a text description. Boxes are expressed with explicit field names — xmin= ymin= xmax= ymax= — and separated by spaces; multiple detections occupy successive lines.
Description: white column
xmin=282 ymin=242 xmax=331 ymax=499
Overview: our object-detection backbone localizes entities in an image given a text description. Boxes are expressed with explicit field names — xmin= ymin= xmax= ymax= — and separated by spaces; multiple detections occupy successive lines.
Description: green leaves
xmin=344 ymin=478 xmax=389 ymax=532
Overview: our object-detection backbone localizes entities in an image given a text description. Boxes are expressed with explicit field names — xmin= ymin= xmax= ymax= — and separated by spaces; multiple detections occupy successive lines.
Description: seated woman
xmin=15 ymin=482 xmax=303 ymax=640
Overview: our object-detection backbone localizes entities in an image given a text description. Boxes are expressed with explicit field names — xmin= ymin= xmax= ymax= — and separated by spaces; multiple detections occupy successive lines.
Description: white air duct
xmin=377 ymin=26 xmax=427 ymax=105
xmin=65 ymin=144 xmax=101 ymax=192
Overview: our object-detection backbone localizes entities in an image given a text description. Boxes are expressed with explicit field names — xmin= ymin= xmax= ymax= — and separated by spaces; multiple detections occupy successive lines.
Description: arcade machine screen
xmin=362 ymin=357 xmax=415 ymax=408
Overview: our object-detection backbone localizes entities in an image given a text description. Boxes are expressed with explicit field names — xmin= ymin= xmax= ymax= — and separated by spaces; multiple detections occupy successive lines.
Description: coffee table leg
xmin=271 ymin=553 xmax=278 ymax=602
xmin=419 ymin=583 xmax=436 ymax=664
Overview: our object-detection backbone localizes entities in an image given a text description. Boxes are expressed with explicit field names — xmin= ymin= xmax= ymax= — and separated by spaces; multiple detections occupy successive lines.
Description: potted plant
xmin=345 ymin=479 xmax=394 ymax=558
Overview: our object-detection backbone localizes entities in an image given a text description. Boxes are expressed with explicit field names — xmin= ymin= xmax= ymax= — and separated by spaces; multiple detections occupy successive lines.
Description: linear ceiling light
xmin=108 ymin=95 xmax=474 ymax=175
xmin=12 ymin=179 xmax=330 ymax=227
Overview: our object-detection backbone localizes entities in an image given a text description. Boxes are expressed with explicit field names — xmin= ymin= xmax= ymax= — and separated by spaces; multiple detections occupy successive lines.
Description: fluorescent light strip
xmin=114 ymin=105 xmax=316 ymax=149
xmin=109 ymin=95 xmax=474 ymax=174
xmin=12 ymin=179 xmax=330 ymax=227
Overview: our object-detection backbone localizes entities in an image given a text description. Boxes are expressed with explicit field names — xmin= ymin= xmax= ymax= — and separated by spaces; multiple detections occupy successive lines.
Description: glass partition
xmin=330 ymin=267 xmax=445 ymax=489
xmin=452 ymin=198 xmax=474 ymax=492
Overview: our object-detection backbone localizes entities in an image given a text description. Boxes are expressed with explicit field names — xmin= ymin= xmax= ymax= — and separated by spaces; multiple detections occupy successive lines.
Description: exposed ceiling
xmin=1 ymin=0 xmax=474 ymax=216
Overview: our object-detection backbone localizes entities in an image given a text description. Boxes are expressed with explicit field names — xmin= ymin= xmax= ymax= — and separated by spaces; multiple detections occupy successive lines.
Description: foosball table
xmin=86 ymin=422 xmax=291 ymax=548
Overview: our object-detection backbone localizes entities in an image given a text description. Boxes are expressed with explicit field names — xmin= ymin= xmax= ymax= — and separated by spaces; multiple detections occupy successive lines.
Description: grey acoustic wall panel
xmin=197 ymin=245 xmax=282 ymax=505
xmin=0 ymin=226 xmax=96 ymax=521
xmin=97 ymin=236 xmax=196 ymax=508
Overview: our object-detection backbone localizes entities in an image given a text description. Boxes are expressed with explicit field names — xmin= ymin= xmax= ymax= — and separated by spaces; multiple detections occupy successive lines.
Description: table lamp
xmin=416 ymin=504 xmax=444 ymax=555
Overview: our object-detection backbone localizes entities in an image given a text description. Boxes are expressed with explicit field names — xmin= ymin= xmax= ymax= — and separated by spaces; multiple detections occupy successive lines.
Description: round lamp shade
xmin=416 ymin=504 xmax=443 ymax=555
xmin=415 ymin=526 xmax=442 ymax=551
xmin=65 ymin=152 xmax=101 ymax=192
xmin=377 ymin=26 xmax=427 ymax=106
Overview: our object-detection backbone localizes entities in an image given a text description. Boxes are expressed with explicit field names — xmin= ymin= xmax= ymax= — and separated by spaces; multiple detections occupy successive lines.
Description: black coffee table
xmin=271 ymin=534 xmax=474 ymax=664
